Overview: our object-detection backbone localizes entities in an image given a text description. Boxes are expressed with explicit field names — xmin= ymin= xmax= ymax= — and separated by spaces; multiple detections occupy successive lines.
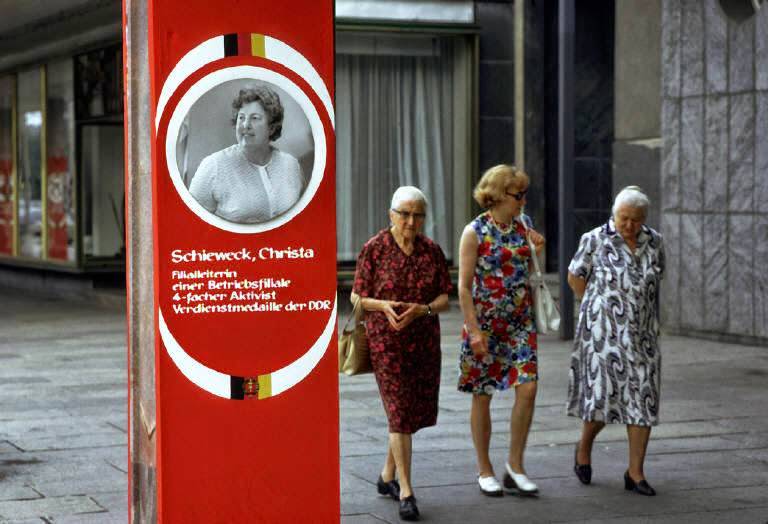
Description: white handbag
xmin=522 ymin=218 xmax=561 ymax=335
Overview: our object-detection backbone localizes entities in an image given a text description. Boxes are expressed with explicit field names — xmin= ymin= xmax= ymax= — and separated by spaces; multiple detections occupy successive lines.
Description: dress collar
xmin=486 ymin=211 xmax=525 ymax=234
xmin=604 ymin=218 xmax=651 ymax=253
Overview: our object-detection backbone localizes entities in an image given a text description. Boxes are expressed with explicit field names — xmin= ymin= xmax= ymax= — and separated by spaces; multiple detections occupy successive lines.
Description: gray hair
xmin=391 ymin=186 xmax=429 ymax=211
xmin=612 ymin=185 xmax=649 ymax=216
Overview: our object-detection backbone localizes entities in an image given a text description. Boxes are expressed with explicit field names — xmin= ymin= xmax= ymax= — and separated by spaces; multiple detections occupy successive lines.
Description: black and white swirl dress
xmin=566 ymin=220 xmax=665 ymax=426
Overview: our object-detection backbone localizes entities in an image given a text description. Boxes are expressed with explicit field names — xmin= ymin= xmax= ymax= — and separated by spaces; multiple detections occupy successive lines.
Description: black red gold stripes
xmin=223 ymin=33 xmax=266 ymax=58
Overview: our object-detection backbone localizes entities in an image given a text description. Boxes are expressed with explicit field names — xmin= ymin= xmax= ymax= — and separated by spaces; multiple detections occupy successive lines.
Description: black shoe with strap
xmin=398 ymin=495 xmax=420 ymax=521
xmin=624 ymin=471 xmax=656 ymax=496
xmin=377 ymin=475 xmax=401 ymax=500
xmin=574 ymin=443 xmax=592 ymax=485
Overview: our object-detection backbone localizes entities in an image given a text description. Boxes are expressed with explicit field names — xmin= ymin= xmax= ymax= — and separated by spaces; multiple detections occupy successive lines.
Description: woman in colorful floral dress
xmin=457 ymin=165 xmax=545 ymax=497
xmin=567 ymin=186 xmax=665 ymax=496
xmin=352 ymin=186 xmax=452 ymax=521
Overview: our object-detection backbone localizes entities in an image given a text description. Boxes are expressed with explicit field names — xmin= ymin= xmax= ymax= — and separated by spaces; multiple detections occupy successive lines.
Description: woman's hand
xmin=393 ymin=303 xmax=427 ymax=331
xmin=468 ymin=331 xmax=489 ymax=357
xmin=528 ymin=228 xmax=545 ymax=254
xmin=380 ymin=300 xmax=404 ymax=330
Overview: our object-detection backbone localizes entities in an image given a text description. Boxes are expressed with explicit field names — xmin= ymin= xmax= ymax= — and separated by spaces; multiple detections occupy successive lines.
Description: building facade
xmin=659 ymin=0 xmax=768 ymax=343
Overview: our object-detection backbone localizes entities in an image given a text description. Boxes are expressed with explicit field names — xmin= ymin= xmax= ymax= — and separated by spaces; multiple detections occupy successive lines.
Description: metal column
xmin=558 ymin=0 xmax=575 ymax=340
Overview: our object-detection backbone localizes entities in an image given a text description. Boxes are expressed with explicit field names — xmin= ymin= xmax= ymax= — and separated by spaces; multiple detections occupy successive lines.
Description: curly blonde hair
xmin=473 ymin=164 xmax=530 ymax=209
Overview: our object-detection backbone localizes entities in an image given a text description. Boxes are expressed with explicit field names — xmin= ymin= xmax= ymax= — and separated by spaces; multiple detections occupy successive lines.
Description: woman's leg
xmin=577 ymin=420 xmax=606 ymax=465
xmin=389 ymin=432 xmax=414 ymax=498
xmin=471 ymin=393 xmax=494 ymax=477
xmin=626 ymin=424 xmax=652 ymax=481
xmin=507 ymin=381 xmax=537 ymax=472
xmin=381 ymin=442 xmax=396 ymax=482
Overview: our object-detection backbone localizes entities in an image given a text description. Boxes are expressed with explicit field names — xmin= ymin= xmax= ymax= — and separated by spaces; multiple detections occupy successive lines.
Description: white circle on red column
xmin=165 ymin=66 xmax=327 ymax=233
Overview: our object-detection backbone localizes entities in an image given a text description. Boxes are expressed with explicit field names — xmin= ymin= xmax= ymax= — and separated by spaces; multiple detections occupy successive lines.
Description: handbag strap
xmin=342 ymin=295 xmax=363 ymax=332
xmin=520 ymin=214 xmax=543 ymax=278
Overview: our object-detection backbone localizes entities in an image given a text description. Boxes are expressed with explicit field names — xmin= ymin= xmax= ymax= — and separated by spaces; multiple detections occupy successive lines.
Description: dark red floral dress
xmin=353 ymin=229 xmax=452 ymax=434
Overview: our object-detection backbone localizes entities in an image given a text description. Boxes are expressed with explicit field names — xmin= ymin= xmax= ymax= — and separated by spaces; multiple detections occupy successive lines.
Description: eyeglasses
xmin=391 ymin=209 xmax=427 ymax=221
xmin=506 ymin=189 xmax=528 ymax=201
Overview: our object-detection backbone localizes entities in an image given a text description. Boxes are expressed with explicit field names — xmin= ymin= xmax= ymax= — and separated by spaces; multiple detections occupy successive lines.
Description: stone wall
xmin=614 ymin=0 xmax=662 ymax=230
xmin=661 ymin=0 xmax=768 ymax=343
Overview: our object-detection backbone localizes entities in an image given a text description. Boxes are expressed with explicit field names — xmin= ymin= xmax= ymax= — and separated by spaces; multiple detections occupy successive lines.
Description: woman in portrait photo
xmin=457 ymin=165 xmax=545 ymax=497
xmin=352 ymin=186 xmax=452 ymax=521
xmin=567 ymin=185 xmax=665 ymax=496
xmin=189 ymin=84 xmax=304 ymax=224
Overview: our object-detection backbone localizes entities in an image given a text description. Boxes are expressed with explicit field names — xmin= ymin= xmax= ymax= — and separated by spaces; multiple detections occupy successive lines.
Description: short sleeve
xmin=433 ymin=245 xmax=453 ymax=296
xmin=189 ymin=155 xmax=218 ymax=213
xmin=568 ymin=231 xmax=595 ymax=280
xmin=353 ymin=240 xmax=375 ymax=297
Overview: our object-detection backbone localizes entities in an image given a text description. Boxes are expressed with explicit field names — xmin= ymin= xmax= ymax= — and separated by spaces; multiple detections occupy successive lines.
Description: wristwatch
xmin=426 ymin=304 xmax=433 ymax=316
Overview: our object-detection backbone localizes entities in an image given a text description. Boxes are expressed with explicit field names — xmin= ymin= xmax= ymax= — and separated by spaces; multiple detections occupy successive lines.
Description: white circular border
xmin=164 ymin=66 xmax=327 ymax=234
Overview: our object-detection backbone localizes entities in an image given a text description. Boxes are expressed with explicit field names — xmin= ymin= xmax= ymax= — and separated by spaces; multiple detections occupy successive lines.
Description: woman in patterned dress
xmin=567 ymin=186 xmax=665 ymax=496
xmin=457 ymin=165 xmax=545 ymax=497
xmin=352 ymin=186 xmax=452 ymax=521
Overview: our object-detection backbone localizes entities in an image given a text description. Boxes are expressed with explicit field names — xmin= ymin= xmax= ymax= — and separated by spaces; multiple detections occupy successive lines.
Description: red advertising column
xmin=145 ymin=3 xmax=338 ymax=521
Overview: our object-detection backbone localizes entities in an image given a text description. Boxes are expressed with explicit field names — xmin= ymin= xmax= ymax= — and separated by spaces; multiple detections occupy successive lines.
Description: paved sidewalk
xmin=0 ymin=290 xmax=767 ymax=522
xmin=0 ymin=292 xmax=126 ymax=523
xmin=339 ymin=303 xmax=768 ymax=523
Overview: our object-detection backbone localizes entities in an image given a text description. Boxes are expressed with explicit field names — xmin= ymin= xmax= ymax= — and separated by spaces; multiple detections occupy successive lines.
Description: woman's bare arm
xmin=567 ymin=272 xmax=587 ymax=299
xmin=458 ymin=225 xmax=487 ymax=356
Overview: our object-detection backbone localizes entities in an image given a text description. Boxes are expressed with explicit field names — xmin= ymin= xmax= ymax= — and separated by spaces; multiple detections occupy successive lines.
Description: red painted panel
xmin=145 ymin=2 xmax=338 ymax=521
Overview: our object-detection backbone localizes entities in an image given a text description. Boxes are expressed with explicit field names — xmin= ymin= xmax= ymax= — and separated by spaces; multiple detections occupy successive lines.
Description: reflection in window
xmin=75 ymin=46 xmax=123 ymax=120
xmin=81 ymin=125 xmax=124 ymax=258
xmin=17 ymin=69 xmax=42 ymax=259
xmin=46 ymin=60 xmax=77 ymax=262
xmin=0 ymin=76 xmax=14 ymax=256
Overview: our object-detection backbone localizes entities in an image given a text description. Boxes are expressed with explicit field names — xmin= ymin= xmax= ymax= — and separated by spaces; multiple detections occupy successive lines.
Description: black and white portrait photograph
xmin=176 ymin=78 xmax=315 ymax=225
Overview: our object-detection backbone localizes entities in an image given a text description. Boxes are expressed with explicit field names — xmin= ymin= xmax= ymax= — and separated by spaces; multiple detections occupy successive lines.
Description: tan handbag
xmin=338 ymin=296 xmax=372 ymax=376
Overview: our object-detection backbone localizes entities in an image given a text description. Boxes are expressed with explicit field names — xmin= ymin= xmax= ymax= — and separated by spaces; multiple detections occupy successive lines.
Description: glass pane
xmin=75 ymin=45 xmax=123 ymax=120
xmin=0 ymin=75 xmax=14 ymax=256
xmin=17 ymin=69 xmax=42 ymax=259
xmin=81 ymin=125 xmax=124 ymax=258
xmin=46 ymin=59 xmax=77 ymax=262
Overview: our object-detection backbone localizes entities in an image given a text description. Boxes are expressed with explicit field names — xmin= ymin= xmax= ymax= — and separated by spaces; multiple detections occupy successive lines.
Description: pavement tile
xmin=8 ymin=435 xmax=126 ymax=453
xmin=0 ymin=496 xmax=104 ymax=520
xmin=340 ymin=515 xmax=391 ymax=524
xmin=0 ymin=442 xmax=20 ymax=454
xmin=87 ymin=492 xmax=127 ymax=517
xmin=559 ymin=507 xmax=768 ymax=523
xmin=0 ymin=486 xmax=41 ymax=503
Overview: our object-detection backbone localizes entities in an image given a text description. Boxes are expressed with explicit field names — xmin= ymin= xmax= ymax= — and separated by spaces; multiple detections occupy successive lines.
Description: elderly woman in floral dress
xmin=457 ymin=165 xmax=545 ymax=497
xmin=352 ymin=186 xmax=451 ymax=521
xmin=567 ymin=186 xmax=665 ymax=496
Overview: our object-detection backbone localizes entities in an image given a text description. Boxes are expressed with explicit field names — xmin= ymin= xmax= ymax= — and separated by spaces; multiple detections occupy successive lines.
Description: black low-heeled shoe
xmin=574 ymin=443 xmax=592 ymax=485
xmin=399 ymin=495 xmax=420 ymax=521
xmin=624 ymin=471 xmax=656 ymax=496
xmin=377 ymin=475 xmax=401 ymax=500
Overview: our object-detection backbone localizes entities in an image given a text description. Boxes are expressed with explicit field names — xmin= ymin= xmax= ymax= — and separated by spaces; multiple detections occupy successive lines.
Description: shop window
xmin=0 ymin=75 xmax=14 ymax=256
xmin=80 ymin=125 xmax=124 ymax=259
xmin=17 ymin=69 xmax=43 ymax=259
xmin=335 ymin=32 xmax=472 ymax=262
xmin=46 ymin=59 xmax=77 ymax=263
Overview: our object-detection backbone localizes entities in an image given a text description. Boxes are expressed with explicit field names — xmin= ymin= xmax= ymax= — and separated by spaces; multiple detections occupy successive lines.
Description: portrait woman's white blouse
xmin=189 ymin=145 xmax=304 ymax=224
